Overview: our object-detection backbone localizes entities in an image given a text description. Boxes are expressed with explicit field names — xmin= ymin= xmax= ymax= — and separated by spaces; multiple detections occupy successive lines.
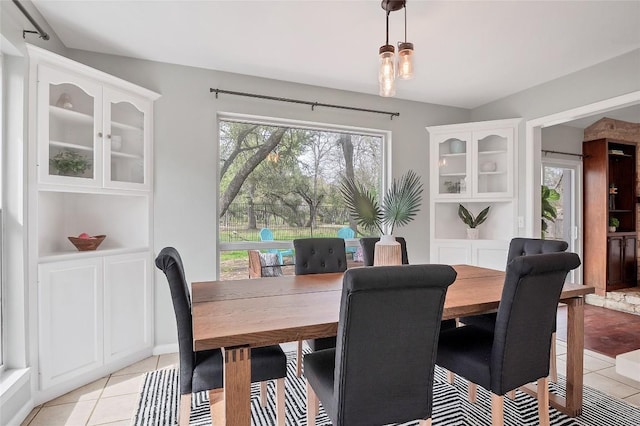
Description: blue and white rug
xmin=133 ymin=352 xmax=640 ymax=425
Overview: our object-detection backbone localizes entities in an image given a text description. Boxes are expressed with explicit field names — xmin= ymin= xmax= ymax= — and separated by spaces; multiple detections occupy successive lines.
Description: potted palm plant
xmin=458 ymin=204 xmax=490 ymax=239
xmin=340 ymin=170 xmax=423 ymax=265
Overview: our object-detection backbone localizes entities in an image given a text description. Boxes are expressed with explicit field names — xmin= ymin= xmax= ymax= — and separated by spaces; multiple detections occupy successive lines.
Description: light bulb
xmin=397 ymin=42 xmax=414 ymax=80
xmin=379 ymin=45 xmax=396 ymax=97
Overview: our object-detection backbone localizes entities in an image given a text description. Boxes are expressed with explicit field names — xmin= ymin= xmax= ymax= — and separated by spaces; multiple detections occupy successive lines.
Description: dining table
xmin=191 ymin=264 xmax=594 ymax=425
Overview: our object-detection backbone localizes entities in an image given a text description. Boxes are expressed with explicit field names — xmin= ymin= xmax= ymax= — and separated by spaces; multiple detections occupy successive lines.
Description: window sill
xmin=0 ymin=367 xmax=31 ymax=403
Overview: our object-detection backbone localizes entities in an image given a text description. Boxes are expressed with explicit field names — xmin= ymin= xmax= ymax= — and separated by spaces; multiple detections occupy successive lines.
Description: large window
xmin=218 ymin=116 xmax=386 ymax=279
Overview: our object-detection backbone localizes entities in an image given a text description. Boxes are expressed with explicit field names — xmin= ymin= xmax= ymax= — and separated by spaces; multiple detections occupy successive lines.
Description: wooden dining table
xmin=191 ymin=264 xmax=594 ymax=425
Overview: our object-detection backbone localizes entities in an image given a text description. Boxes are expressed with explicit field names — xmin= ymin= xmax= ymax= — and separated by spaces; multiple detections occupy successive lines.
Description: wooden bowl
xmin=68 ymin=235 xmax=106 ymax=251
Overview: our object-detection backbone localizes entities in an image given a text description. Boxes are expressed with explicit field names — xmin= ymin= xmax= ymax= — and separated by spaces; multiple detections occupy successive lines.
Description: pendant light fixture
xmin=378 ymin=0 xmax=413 ymax=97
xmin=397 ymin=3 xmax=414 ymax=80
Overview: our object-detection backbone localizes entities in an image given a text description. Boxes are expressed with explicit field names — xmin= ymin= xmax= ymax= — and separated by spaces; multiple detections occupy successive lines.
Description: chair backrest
xmin=360 ymin=237 xmax=409 ymax=266
xmin=155 ymin=247 xmax=195 ymax=395
xmin=337 ymin=226 xmax=355 ymax=239
xmin=248 ymin=250 xmax=283 ymax=278
xmin=259 ymin=227 xmax=274 ymax=241
xmin=491 ymin=252 xmax=581 ymax=394
xmin=294 ymin=238 xmax=347 ymax=275
xmin=507 ymin=237 xmax=568 ymax=264
xmin=248 ymin=250 xmax=262 ymax=278
xmin=332 ymin=265 xmax=457 ymax=425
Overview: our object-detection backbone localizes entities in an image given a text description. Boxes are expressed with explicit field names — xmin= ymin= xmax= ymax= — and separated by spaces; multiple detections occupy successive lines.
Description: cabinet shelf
xmin=39 ymin=246 xmax=150 ymax=263
xmin=478 ymin=171 xmax=506 ymax=175
xmin=440 ymin=153 xmax=466 ymax=158
xmin=478 ymin=150 xmax=507 ymax=155
xmin=440 ymin=172 xmax=467 ymax=177
xmin=610 ymin=209 xmax=633 ymax=213
xmin=50 ymin=105 xmax=143 ymax=132
xmin=50 ymin=140 xmax=93 ymax=152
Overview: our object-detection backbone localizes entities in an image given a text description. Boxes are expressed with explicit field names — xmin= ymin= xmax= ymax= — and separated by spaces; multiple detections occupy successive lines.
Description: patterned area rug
xmin=133 ymin=352 xmax=640 ymax=425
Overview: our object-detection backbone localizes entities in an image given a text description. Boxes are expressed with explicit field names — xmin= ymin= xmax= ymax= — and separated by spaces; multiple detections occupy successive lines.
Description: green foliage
xmin=541 ymin=184 xmax=560 ymax=237
xmin=50 ymin=150 xmax=91 ymax=176
xmin=457 ymin=204 xmax=490 ymax=228
xmin=609 ymin=217 xmax=620 ymax=228
xmin=340 ymin=170 xmax=423 ymax=235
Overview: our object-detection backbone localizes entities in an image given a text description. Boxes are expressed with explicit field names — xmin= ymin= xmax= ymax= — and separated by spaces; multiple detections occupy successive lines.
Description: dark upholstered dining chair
xmin=437 ymin=252 xmax=580 ymax=426
xmin=304 ymin=264 xmax=457 ymax=426
xmin=155 ymin=247 xmax=288 ymax=426
xmin=360 ymin=236 xmax=409 ymax=266
xmin=460 ymin=237 xmax=569 ymax=383
xmin=293 ymin=238 xmax=347 ymax=377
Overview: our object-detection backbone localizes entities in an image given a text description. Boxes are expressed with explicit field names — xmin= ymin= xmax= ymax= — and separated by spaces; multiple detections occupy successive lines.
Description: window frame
xmin=216 ymin=112 xmax=392 ymax=276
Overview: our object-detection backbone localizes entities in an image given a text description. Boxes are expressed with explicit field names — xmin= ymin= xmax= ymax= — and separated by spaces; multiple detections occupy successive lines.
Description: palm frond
xmin=382 ymin=170 xmax=424 ymax=234
xmin=340 ymin=177 xmax=384 ymax=234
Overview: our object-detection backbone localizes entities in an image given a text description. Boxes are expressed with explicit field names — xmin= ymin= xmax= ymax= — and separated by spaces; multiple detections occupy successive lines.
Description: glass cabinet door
xmin=473 ymin=128 xmax=512 ymax=197
xmin=437 ymin=133 xmax=470 ymax=197
xmin=39 ymin=65 xmax=102 ymax=185
xmin=103 ymin=88 xmax=149 ymax=189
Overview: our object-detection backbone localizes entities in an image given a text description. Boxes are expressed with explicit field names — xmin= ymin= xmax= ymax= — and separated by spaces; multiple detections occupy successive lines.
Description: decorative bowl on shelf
xmin=68 ymin=234 xmax=106 ymax=251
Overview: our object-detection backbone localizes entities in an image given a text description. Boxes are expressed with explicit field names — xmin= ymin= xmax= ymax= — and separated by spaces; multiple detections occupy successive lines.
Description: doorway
xmin=542 ymin=158 xmax=582 ymax=283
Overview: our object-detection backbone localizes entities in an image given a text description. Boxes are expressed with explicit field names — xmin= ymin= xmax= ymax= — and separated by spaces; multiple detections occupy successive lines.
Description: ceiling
xmin=31 ymin=1 xmax=640 ymax=109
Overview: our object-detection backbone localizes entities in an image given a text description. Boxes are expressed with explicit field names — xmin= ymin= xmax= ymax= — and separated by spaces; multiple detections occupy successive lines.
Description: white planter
xmin=374 ymin=235 xmax=402 ymax=266
xmin=609 ymin=226 xmax=617 ymax=233
xmin=466 ymin=228 xmax=479 ymax=239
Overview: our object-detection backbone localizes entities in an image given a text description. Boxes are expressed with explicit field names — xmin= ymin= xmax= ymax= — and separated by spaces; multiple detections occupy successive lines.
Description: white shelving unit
xmin=427 ymin=118 xmax=521 ymax=269
xmin=27 ymin=44 xmax=160 ymax=401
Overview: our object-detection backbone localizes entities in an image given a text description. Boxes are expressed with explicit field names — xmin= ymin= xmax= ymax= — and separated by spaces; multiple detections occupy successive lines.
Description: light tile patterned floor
xmin=21 ymin=342 xmax=640 ymax=426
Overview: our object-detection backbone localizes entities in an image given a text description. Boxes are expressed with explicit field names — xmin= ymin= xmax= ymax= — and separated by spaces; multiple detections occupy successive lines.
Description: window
xmin=218 ymin=115 xmax=386 ymax=279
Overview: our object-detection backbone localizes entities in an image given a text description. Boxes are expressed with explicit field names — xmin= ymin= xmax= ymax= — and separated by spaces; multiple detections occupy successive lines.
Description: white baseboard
xmin=153 ymin=343 xmax=178 ymax=355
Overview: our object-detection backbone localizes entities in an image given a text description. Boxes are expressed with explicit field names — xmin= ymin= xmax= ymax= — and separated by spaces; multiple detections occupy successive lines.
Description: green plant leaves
xmin=458 ymin=204 xmax=490 ymax=228
xmin=541 ymin=184 xmax=560 ymax=237
xmin=340 ymin=170 xmax=423 ymax=235
xmin=340 ymin=177 xmax=383 ymax=235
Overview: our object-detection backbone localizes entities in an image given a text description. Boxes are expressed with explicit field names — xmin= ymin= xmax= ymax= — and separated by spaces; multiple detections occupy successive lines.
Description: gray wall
xmin=67 ymin=49 xmax=470 ymax=347
xmin=471 ymin=49 xmax=640 ymax=123
xmin=541 ymin=125 xmax=584 ymax=156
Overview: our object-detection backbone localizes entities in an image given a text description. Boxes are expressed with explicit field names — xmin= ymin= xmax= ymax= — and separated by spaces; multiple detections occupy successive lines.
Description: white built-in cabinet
xmin=427 ymin=118 xmax=521 ymax=269
xmin=27 ymin=45 xmax=160 ymax=400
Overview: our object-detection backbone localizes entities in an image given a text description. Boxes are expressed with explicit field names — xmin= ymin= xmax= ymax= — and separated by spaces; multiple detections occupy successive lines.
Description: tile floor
xmin=21 ymin=313 xmax=640 ymax=426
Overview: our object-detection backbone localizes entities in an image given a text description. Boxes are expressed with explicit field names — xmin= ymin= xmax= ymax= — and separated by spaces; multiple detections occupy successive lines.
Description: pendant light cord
xmin=385 ymin=10 xmax=390 ymax=45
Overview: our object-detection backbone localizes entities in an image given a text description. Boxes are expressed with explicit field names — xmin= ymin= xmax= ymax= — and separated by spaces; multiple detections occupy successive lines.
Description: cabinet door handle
xmin=107 ymin=134 xmax=112 ymax=139
xmin=98 ymin=132 xmax=103 ymax=138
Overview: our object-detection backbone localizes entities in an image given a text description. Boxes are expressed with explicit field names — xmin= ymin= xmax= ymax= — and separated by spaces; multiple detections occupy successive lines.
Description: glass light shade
xmin=379 ymin=46 xmax=396 ymax=97
xmin=397 ymin=42 xmax=414 ymax=80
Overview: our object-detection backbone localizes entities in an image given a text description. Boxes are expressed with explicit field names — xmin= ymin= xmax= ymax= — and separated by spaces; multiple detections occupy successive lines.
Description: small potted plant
xmin=458 ymin=204 xmax=490 ymax=239
xmin=609 ymin=217 xmax=619 ymax=233
xmin=340 ymin=170 xmax=423 ymax=265
xmin=50 ymin=150 xmax=91 ymax=176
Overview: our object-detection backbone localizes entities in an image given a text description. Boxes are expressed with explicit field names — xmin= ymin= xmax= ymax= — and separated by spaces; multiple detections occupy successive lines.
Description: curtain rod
xmin=210 ymin=88 xmax=400 ymax=120
xmin=542 ymin=149 xmax=583 ymax=158
xmin=12 ymin=0 xmax=50 ymax=40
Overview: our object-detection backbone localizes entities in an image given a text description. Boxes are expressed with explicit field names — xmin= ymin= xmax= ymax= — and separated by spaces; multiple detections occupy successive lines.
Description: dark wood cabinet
xmin=607 ymin=234 xmax=637 ymax=287
xmin=583 ymin=138 xmax=638 ymax=295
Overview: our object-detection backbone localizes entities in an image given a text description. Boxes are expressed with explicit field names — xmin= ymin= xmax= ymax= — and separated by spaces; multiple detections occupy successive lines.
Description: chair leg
xmin=208 ymin=389 xmax=225 ymax=426
xmin=468 ymin=382 xmax=477 ymax=403
xmin=179 ymin=393 xmax=191 ymax=426
xmin=260 ymin=381 xmax=268 ymax=407
xmin=296 ymin=340 xmax=304 ymax=377
xmin=537 ymin=377 xmax=550 ymax=426
xmin=276 ymin=378 xmax=286 ymax=426
xmin=446 ymin=370 xmax=455 ymax=384
xmin=306 ymin=380 xmax=319 ymax=426
xmin=491 ymin=393 xmax=504 ymax=426
xmin=506 ymin=390 xmax=516 ymax=400
xmin=549 ymin=332 xmax=558 ymax=383
xmin=419 ymin=419 xmax=432 ymax=426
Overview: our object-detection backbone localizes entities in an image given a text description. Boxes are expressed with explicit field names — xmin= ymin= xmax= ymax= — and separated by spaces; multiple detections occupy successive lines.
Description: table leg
xmin=521 ymin=297 xmax=584 ymax=417
xmin=565 ymin=297 xmax=584 ymax=416
xmin=223 ymin=346 xmax=251 ymax=426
